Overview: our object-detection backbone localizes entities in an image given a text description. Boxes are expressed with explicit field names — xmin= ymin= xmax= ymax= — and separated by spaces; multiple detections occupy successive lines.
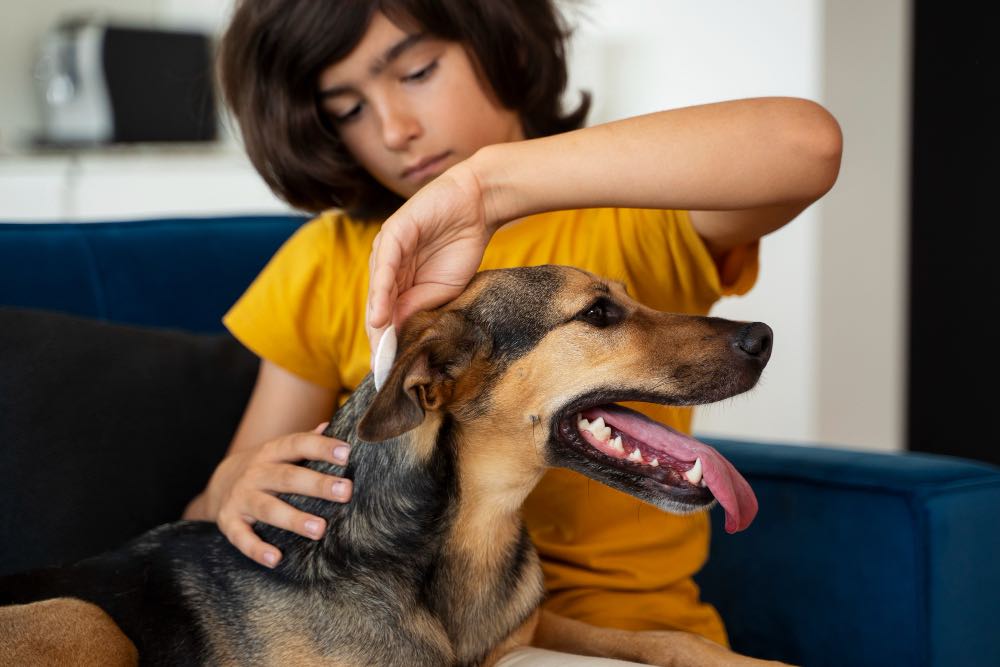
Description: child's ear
xmin=357 ymin=311 xmax=490 ymax=443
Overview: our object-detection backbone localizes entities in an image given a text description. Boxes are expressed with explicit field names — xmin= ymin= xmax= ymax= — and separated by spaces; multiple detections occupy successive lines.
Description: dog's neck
xmin=256 ymin=376 xmax=545 ymax=660
xmin=259 ymin=377 xmax=457 ymax=569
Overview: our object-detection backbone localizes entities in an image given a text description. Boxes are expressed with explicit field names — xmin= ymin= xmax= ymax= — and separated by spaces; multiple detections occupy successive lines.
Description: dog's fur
xmin=0 ymin=265 xmax=782 ymax=666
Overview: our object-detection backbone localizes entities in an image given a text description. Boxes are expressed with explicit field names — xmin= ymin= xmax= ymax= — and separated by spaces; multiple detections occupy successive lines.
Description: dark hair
xmin=218 ymin=0 xmax=590 ymax=219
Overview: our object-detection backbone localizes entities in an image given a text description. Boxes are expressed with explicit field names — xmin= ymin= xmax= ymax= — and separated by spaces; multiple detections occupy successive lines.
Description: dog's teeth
xmin=581 ymin=417 xmax=605 ymax=438
xmin=684 ymin=458 xmax=704 ymax=486
xmin=649 ymin=457 xmax=659 ymax=467
xmin=610 ymin=435 xmax=625 ymax=452
xmin=578 ymin=415 xmax=612 ymax=442
xmin=627 ymin=448 xmax=643 ymax=462
xmin=700 ymin=479 xmax=708 ymax=488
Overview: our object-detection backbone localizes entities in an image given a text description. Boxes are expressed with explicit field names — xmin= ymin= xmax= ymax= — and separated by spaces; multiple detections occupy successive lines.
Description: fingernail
xmin=334 ymin=445 xmax=350 ymax=464
xmin=305 ymin=519 xmax=323 ymax=537
xmin=263 ymin=551 xmax=279 ymax=567
xmin=333 ymin=480 xmax=350 ymax=500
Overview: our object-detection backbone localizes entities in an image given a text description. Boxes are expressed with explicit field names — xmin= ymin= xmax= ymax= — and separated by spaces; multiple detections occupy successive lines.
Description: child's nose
xmin=378 ymin=100 xmax=422 ymax=150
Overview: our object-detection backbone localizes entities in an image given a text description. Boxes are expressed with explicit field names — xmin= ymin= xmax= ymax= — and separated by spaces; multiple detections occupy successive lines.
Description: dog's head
xmin=357 ymin=265 xmax=771 ymax=532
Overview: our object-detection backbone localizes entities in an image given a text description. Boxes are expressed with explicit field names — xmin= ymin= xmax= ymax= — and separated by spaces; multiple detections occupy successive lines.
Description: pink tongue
xmin=585 ymin=405 xmax=758 ymax=533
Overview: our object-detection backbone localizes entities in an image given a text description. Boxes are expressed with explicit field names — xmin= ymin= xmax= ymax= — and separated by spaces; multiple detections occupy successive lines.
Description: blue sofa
xmin=2 ymin=215 xmax=998 ymax=667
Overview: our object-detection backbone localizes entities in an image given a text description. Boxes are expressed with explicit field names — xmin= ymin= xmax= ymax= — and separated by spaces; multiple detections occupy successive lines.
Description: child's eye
xmin=402 ymin=60 xmax=438 ymax=83
xmin=333 ymin=103 xmax=363 ymax=124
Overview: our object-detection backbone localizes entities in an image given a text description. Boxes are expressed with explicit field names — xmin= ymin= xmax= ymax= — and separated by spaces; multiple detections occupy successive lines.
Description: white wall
xmin=817 ymin=0 xmax=910 ymax=452
xmin=565 ymin=1 xmax=824 ymax=446
xmin=564 ymin=1 xmax=909 ymax=453
xmin=0 ymin=1 xmax=910 ymax=452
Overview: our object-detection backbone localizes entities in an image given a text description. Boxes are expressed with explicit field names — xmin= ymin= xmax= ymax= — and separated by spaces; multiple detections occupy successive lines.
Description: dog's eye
xmin=577 ymin=297 xmax=623 ymax=328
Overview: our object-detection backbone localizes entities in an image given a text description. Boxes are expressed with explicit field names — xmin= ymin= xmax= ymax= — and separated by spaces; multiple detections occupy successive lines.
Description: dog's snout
xmin=732 ymin=322 xmax=773 ymax=364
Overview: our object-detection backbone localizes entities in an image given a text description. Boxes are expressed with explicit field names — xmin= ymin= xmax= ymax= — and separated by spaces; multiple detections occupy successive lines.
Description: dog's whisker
xmin=530 ymin=414 xmax=543 ymax=458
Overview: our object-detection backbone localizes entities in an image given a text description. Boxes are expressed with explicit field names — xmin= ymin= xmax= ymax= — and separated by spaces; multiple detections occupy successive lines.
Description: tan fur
xmin=240 ymin=584 xmax=455 ymax=667
xmin=440 ymin=271 xmax=789 ymax=666
xmin=405 ymin=411 xmax=445 ymax=465
xmin=257 ymin=634 xmax=345 ymax=667
xmin=446 ymin=364 xmax=548 ymax=599
xmin=482 ymin=610 xmax=541 ymax=667
xmin=0 ymin=597 xmax=138 ymax=666
xmin=533 ymin=611 xmax=789 ymax=667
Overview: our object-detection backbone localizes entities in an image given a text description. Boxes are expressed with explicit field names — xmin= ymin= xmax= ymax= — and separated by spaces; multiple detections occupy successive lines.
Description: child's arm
xmin=366 ymin=96 xmax=841 ymax=346
xmin=183 ymin=359 xmax=351 ymax=568
xmin=476 ymin=96 xmax=842 ymax=261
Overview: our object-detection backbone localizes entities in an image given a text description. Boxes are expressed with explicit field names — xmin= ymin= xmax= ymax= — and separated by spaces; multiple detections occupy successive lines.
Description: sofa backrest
xmin=0 ymin=215 xmax=307 ymax=332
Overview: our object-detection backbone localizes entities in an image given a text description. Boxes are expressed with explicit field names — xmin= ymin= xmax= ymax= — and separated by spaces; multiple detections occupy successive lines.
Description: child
xmin=185 ymin=0 xmax=842 ymax=651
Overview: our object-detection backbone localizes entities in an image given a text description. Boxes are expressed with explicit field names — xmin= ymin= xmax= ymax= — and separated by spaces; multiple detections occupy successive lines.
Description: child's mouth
xmin=402 ymin=151 xmax=452 ymax=181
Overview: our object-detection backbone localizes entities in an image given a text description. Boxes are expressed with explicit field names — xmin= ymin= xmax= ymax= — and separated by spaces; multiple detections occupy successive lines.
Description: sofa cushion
xmin=0 ymin=307 xmax=258 ymax=576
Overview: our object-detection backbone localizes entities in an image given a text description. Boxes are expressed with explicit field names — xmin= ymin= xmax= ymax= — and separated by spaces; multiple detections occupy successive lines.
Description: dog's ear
xmin=357 ymin=311 xmax=490 ymax=443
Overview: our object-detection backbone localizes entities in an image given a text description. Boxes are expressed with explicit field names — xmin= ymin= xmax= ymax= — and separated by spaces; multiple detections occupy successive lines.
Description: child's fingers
xmin=264 ymin=432 xmax=350 ymax=467
xmin=312 ymin=421 xmax=329 ymax=434
xmin=367 ymin=229 xmax=405 ymax=332
xmin=219 ymin=512 xmax=282 ymax=569
xmin=262 ymin=463 xmax=353 ymax=503
xmin=248 ymin=493 xmax=328 ymax=542
xmin=393 ymin=282 xmax=463 ymax=332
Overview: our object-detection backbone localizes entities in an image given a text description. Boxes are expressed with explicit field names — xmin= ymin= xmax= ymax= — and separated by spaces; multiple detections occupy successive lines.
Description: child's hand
xmin=366 ymin=161 xmax=499 ymax=360
xmin=185 ymin=422 xmax=352 ymax=568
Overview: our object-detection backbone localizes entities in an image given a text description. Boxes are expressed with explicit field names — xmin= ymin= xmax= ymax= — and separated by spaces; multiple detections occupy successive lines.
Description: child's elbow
xmin=791 ymin=98 xmax=844 ymax=198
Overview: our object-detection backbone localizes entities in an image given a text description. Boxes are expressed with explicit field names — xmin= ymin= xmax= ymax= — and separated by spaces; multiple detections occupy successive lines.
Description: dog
xmin=1 ymin=265 xmax=783 ymax=666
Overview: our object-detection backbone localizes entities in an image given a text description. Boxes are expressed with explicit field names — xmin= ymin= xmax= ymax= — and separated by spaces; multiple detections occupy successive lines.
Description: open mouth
xmin=555 ymin=398 xmax=758 ymax=533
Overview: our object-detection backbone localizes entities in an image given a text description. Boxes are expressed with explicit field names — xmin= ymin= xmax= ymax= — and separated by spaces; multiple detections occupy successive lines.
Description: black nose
xmin=733 ymin=322 xmax=773 ymax=364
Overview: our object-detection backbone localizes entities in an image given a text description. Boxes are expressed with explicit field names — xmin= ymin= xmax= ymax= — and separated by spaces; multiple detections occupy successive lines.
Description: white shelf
xmin=0 ymin=146 xmax=297 ymax=222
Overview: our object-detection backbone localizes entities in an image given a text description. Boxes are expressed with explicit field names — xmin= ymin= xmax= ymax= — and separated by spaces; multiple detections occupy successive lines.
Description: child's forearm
xmin=471 ymin=97 xmax=842 ymax=228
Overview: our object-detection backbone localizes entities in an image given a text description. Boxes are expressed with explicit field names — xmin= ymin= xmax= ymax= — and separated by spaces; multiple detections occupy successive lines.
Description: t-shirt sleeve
xmin=222 ymin=216 xmax=343 ymax=390
xmin=622 ymin=209 xmax=759 ymax=313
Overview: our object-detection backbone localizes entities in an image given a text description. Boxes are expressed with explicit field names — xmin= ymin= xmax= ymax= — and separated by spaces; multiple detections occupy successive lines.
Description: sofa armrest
xmin=695 ymin=438 xmax=1000 ymax=667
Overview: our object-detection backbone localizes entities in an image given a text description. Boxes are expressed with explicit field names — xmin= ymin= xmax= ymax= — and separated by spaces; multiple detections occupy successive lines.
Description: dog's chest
xmin=204 ymin=575 xmax=453 ymax=666
xmin=429 ymin=546 xmax=546 ymax=666
xmin=223 ymin=552 xmax=544 ymax=667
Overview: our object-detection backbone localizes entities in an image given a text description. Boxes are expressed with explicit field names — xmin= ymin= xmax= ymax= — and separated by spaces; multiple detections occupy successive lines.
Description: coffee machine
xmin=34 ymin=18 xmax=217 ymax=145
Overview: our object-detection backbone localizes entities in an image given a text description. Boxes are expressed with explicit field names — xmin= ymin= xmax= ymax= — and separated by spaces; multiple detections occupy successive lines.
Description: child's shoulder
xmin=300 ymin=208 xmax=381 ymax=240
xmin=288 ymin=209 xmax=381 ymax=260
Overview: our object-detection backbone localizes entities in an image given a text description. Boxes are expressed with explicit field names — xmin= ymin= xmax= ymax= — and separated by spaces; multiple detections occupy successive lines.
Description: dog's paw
xmin=629 ymin=629 xmax=792 ymax=667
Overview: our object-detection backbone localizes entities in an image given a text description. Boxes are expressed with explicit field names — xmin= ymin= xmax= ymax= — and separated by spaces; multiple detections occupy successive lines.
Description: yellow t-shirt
xmin=223 ymin=207 xmax=758 ymax=647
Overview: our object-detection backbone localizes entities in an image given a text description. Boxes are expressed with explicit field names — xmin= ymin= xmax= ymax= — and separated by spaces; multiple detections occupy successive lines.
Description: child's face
xmin=317 ymin=12 xmax=524 ymax=199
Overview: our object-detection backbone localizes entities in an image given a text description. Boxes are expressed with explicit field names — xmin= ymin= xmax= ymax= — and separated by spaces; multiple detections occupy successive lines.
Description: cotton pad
xmin=373 ymin=324 xmax=397 ymax=391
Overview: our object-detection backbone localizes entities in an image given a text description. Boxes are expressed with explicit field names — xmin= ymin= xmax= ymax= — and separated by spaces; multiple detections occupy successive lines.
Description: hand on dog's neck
xmin=253 ymin=377 xmax=450 ymax=575
xmin=258 ymin=375 xmax=539 ymax=583
xmin=254 ymin=374 xmax=546 ymax=660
